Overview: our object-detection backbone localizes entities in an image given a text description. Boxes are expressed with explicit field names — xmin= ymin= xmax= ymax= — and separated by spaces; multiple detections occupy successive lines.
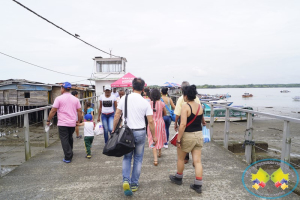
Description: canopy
xmin=111 ymin=72 xmax=147 ymax=87
xmin=162 ymin=82 xmax=181 ymax=88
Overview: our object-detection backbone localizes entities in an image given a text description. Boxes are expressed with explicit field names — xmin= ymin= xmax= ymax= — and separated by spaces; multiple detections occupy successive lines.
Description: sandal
xmin=154 ymin=161 xmax=158 ymax=166
xmin=158 ymin=151 xmax=162 ymax=158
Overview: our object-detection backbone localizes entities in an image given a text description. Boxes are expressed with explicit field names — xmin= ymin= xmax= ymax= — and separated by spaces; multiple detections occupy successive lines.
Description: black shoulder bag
xmin=103 ymin=94 xmax=135 ymax=157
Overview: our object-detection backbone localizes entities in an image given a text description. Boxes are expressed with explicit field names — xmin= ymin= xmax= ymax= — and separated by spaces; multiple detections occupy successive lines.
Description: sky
xmin=0 ymin=0 xmax=300 ymax=86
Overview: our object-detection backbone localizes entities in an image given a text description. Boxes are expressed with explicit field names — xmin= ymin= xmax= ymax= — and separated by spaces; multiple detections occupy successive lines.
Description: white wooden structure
xmin=91 ymin=57 xmax=127 ymax=96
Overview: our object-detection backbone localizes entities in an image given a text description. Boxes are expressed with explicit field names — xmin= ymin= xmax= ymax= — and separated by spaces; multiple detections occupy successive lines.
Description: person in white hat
xmin=97 ymin=85 xmax=117 ymax=143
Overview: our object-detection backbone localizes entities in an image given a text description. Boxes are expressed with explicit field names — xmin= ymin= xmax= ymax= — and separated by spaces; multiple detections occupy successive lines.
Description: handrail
xmin=0 ymin=96 xmax=99 ymax=120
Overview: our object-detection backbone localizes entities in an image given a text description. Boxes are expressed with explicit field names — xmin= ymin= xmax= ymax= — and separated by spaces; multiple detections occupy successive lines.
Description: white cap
xmin=104 ymin=85 xmax=111 ymax=90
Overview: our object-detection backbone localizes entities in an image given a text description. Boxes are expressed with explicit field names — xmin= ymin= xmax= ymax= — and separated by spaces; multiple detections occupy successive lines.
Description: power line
xmin=0 ymin=51 xmax=90 ymax=78
xmin=12 ymin=0 xmax=121 ymax=58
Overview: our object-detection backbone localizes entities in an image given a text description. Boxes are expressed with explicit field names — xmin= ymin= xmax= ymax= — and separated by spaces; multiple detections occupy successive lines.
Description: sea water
xmin=197 ymin=87 xmax=300 ymax=118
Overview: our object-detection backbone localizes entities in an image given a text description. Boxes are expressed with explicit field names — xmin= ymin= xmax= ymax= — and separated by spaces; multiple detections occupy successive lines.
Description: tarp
xmin=162 ymin=82 xmax=181 ymax=87
xmin=111 ymin=72 xmax=147 ymax=87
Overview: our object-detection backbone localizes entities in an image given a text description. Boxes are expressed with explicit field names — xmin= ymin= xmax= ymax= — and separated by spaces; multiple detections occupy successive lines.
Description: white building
xmin=91 ymin=56 xmax=127 ymax=96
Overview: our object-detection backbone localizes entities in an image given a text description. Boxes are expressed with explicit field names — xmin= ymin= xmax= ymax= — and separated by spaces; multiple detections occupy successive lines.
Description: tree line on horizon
xmin=196 ymin=83 xmax=300 ymax=88
xmin=147 ymin=83 xmax=300 ymax=89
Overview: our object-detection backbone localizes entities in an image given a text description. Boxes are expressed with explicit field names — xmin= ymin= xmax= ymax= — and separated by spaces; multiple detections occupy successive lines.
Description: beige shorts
xmin=181 ymin=131 xmax=203 ymax=153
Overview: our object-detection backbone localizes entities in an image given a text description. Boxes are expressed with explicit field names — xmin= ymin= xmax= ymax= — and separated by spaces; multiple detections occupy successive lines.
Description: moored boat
xmin=202 ymin=103 xmax=253 ymax=122
xmin=280 ymin=90 xmax=290 ymax=93
xmin=292 ymin=96 xmax=300 ymax=101
xmin=242 ymin=93 xmax=253 ymax=98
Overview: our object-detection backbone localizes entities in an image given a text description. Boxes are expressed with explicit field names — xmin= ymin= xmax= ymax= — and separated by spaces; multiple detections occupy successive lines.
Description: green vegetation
xmin=197 ymin=84 xmax=300 ymax=89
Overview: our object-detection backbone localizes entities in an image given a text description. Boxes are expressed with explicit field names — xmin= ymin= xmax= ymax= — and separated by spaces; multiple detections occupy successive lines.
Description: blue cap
xmin=62 ymin=82 xmax=72 ymax=89
xmin=85 ymin=114 xmax=93 ymax=121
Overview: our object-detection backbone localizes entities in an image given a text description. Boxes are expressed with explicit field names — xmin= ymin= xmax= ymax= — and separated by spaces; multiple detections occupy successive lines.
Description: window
xmin=96 ymin=61 xmax=122 ymax=73
xmin=25 ymin=92 xmax=30 ymax=98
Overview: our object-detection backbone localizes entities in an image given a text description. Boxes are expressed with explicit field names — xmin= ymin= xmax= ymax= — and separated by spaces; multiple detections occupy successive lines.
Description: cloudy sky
xmin=0 ymin=0 xmax=299 ymax=86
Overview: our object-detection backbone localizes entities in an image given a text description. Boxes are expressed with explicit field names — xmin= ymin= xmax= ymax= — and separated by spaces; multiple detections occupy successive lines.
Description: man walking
xmin=112 ymin=87 xmax=119 ymax=98
xmin=112 ymin=78 xmax=157 ymax=196
xmin=47 ymin=82 xmax=82 ymax=163
xmin=71 ymin=90 xmax=82 ymax=139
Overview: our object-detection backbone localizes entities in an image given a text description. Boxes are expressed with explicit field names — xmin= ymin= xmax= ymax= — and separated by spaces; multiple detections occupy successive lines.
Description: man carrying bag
xmin=111 ymin=78 xmax=157 ymax=197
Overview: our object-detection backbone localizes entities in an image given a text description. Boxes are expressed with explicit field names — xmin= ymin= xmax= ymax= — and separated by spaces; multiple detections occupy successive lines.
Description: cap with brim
xmin=62 ymin=82 xmax=72 ymax=89
xmin=104 ymin=85 xmax=111 ymax=90
xmin=85 ymin=114 xmax=93 ymax=121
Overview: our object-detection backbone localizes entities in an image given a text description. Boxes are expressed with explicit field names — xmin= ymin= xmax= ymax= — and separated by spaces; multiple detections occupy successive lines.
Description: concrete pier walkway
xmin=0 ymin=126 xmax=299 ymax=199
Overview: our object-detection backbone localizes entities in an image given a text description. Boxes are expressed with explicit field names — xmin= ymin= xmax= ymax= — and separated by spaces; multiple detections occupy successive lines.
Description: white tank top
xmin=84 ymin=122 xmax=94 ymax=136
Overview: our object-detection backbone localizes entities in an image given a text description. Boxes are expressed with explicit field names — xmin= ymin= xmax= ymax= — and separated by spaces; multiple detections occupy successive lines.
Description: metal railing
xmin=0 ymin=96 xmax=99 ymax=170
xmin=207 ymin=103 xmax=300 ymax=170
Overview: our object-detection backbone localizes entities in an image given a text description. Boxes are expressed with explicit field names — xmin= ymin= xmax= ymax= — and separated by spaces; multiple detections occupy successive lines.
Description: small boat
xmin=242 ymin=93 xmax=253 ymax=98
xmin=292 ymin=96 xmax=300 ymax=101
xmin=209 ymin=100 xmax=233 ymax=106
xmin=202 ymin=103 xmax=253 ymax=122
xmin=280 ymin=90 xmax=290 ymax=93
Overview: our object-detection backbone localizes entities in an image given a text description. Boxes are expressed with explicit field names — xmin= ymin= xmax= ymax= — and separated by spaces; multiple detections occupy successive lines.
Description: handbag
xmin=103 ymin=94 xmax=135 ymax=157
xmin=170 ymin=104 xmax=201 ymax=146
xmin=160 ymin=98 xmax=176 ymax=121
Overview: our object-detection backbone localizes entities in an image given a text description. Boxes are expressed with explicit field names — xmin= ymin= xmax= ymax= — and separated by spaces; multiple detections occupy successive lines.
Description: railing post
xmin=81 ymin=100 xmax=84 ymax=111
xmin=43 ymin=109 xmax=49 ymax=148
xmin=281 ymin=120 xmax=291 ymax=172
xmin=223 ymin=107 xmax=230 ymax=149
xmin=210 ymin=104 xmax=214 ymax=139
xmin=245 ymin=113 xmax=253 ymax=164
xmin=24 ymin=113 xmax=31 ymax=161
xmin=95 ymin=96 xmax=99 ymax=114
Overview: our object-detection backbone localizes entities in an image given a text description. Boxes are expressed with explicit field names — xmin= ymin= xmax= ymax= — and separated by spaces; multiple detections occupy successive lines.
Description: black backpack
xmin=103 ymin=94 xmax=135 ymax=157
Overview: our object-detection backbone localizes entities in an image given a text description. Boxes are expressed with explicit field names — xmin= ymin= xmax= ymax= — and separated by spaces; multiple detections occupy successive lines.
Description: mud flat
xmin=0 ymin=125 xmax=60 ymax=176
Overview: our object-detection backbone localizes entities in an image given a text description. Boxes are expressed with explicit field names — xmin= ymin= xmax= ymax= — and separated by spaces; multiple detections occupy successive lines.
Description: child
xmin=77 ymin=114 xmax=95 ymax=159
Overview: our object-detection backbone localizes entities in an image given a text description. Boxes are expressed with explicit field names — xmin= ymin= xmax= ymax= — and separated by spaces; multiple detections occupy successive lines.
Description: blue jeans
xmin=122 ymin=130 xmax=146 ymax=186
xmin=101 ymin=113 xmax=114 ymax=143
xmin=163 ymin=115 xmax=171 ymax=145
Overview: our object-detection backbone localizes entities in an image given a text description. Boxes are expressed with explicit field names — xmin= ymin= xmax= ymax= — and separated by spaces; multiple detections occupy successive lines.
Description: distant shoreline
xmin=196 ymin=84 xmax=300 ymax=89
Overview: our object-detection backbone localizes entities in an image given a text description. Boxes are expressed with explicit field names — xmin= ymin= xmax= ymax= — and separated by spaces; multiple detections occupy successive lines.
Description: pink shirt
xmin=53 ymin=93 xmax=81 ymax=127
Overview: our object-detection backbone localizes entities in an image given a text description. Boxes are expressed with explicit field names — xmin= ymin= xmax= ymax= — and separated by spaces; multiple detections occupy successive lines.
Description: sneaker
xmin=63 ymin=158 xmax=71 ymax=163
xmin=123 ymin=181 xmax=133 ymax=196
xmin=76 ymin=135 xmax=82 ymax=139
xmin=164 ymin=144 xmax=168 ymax=149
xmin=86 ymin=155 xmax=92 ymax=159
xmin=190 ymin=184 xmax=202 ymax=193
xmin=169 ymin=175 xmax=183 ymax=185
xmin=131 ymin=184 xmax=138 ymax=192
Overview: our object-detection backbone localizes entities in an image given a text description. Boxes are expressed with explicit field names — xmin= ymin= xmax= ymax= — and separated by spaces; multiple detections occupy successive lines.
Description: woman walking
xmin=97 ymin=85 xmax=117 ymax=143
xmin=147 ymin=89 xmax=167 ymax=166
xmin=169 ymin=85 xmax=204 ymax=193
xmin=161 ymin=87 xmax=175 ymax=148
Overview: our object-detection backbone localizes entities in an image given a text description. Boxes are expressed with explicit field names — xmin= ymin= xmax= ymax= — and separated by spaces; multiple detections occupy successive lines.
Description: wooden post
xmin=280 ymin=121 xmax=291 ymax=172
xmin=209 ymin=104 xmax=214 ymax=139
xmin=223 ymin=108 xmax=230 ymax=149
xmin=43 ymin=109 xmax=49 ymax=148
xmin=245 ymin=113 xmax=253 ymax=164
xmin=24 ymin=113 xmax=31 ymax=161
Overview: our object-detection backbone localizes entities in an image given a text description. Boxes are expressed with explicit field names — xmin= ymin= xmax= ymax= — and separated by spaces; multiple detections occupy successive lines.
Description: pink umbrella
xmin=111 ymin=72 xmax=147 ymax=87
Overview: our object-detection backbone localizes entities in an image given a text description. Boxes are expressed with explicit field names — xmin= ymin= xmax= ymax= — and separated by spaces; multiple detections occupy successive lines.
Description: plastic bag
xmin=202 ymin=126 xmax=211 ymax=143
xmin=94 ymin=122 xmax=104 ymax=135
xmin=45 ymin=123 xmax=52 ymax=132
